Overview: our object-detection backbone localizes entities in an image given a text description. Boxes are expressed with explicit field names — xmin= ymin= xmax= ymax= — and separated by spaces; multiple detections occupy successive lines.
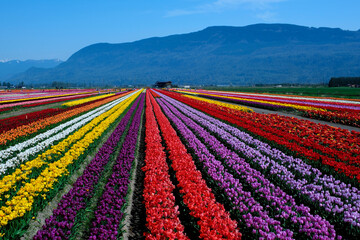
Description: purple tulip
xmin=155 ymin=91 xmax=352 ymax=239
xmin=194 ymin=90 xmax=360 ymax=111
xmin=156 ymin=91 xmax=360 ymax=231
xmin=34 ymin=93 xmax=145 ymax=240
xmin=87 ymin=94 xmax=144 ymax=239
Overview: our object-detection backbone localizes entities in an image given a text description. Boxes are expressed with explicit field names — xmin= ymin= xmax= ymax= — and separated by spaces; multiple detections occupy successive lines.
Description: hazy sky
xmin=1 ymin=0 xmax=359 ymax=61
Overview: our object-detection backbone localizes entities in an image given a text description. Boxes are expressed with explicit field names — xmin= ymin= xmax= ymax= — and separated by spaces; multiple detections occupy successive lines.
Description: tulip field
xmin=174 ymin=89 xmax=360 ymax=127
xmin=0 ymin=89 xmax=122 ymax=114
xmin=0 ymin=88 xmax=359 ymax=239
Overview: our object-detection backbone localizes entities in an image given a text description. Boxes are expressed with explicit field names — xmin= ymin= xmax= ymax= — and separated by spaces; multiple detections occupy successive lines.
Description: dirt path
xmin=121 ymin=109 xmax=145 ymax=239
xmin=0 ymin=102 xmax=64 ymax=119
xmin=246 ymin=105 xmax=360 ymax=133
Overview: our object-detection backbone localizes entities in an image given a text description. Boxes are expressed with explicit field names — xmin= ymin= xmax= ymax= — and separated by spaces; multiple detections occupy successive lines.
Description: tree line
xmin=329 ymin=77 xmax=360 ymax=87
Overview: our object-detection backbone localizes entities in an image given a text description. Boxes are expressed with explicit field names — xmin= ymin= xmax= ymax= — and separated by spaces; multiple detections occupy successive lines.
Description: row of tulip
xmin=0 ymin=92 xmax=96 ymax=110
xmin=157 ymin=91 xmax=360 ymax=238
xmin=88 ymin=92 xmax=145 ymax=239
xmin=196 ymin=92 xmax=321 ymax=112
xmin=0 ymin=107 xmax=11 ymax=113
xmin=0 ymin=93 xmax=135 ymax=177
xmin=0 ymin=108 xmax=62 ymax=134
xmin=157 ymin=97 xmax=295 ymax=239
xmin=0 ymin=90 xmax=142 ymax=239
xmin=178 ymin=89 xmax=360 ymax=127
xmin=21 ymin=93 xmax=99 ymax=108
xmin=0 ymin=91 xmax=139 ymax=205
xmin=142 ymin=91 xmax=188 ymax=239
xmin=149 ymin=90 xmax=162 ymax=98
xmin=0 ymin=88 xmax=96 ymax=95
xmin=164 ymin=89 xmax=360 ymax=178
xmin=149 ymin=92 xmax=242 ymax=239
xmin=174 ymin=91 xmax=360 ymax=157
xmin=0 ymin=89 xmax=93 ymax=94
xmin=180 ymin=89 xmax=360 ymax=111
xmin=177 ymin=94 xmax=255 ymax=119
xmin=62 ymin=93 xmax=115 ymax=107
xmin=192 ymin=94 xmax=297 ymax=111
xmin=160 ymin=90 xmax=360 ymax=181
xmin=199 ymin=93 xmax=360 ymax=127
xmin=0 ymin=91 xmax=97 ymax=104
xmin=186 ymin=94 xmax=254 ymax=113
xmin=302 ymin=108 xmax=360 ymax=127
xmin=0 ymin=91 xmax=127 ymax=135
xmin=33 ymin=92 xmax=144 ymax=240
xmin=0 ymin=91 xmax=132 ymax=146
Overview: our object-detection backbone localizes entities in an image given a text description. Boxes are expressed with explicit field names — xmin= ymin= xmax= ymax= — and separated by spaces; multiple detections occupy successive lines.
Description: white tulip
xmin=0 ymin=91 xmax=138 ymax=176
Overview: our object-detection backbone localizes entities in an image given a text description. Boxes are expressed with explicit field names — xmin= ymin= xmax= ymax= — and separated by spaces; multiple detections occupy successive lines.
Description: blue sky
xmin=1 ymin=0 xmax=359 ymax=61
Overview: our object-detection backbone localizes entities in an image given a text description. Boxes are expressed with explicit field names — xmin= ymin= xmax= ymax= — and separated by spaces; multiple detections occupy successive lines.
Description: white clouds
xmin=256 ymin=11 xmax=277 ymax=21
xmin=166 ymin=9 xmax=203 ymax=17
xmin=209 ymin=0 xmax=284 ymax=9
xmin=165 ymin=0 xmax=286 ymax=20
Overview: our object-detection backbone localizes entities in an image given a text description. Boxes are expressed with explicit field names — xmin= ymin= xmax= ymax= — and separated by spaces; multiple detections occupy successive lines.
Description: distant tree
xmin=52 ymin=81 xmax=71 ymax=89
xmin=329 ymin=77 xmax=360 ymax=87
xmin=52 ymin=81 xmax=59 ymax=88
xmin=16 ymin=81 xmax=24 ymax=88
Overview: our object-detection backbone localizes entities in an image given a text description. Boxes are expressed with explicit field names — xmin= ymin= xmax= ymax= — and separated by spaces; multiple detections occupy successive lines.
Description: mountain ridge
xmin=9 ymin=24 xmax=360 ymax=86
xmin=0 ymin=59 xmax=63 ymax=82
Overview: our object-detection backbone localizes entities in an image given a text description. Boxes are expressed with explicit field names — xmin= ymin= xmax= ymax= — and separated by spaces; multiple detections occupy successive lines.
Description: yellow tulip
xmin=62 ymin=94 xmax=115 ymax=107
xmin=0 ymin=90 xmax=142 ymax=228
xmin=182 ymin=91 xmax=325 ymax=112
xmin=183 ymin=94 xmax=254 ymax=113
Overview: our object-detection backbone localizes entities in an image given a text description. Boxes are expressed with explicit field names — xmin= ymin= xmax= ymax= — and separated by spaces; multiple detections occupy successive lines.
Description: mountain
xmin=0 ymin=59 xmax=63 ymax=82
xmin=9 ymin=24 xmax=360 ymax=86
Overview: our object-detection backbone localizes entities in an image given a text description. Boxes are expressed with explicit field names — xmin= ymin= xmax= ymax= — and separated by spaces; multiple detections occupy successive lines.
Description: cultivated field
xmin=203 ymin=86 xmax=360 ymax=99
xmin=0 ymin=88 xmax=359 ymax=239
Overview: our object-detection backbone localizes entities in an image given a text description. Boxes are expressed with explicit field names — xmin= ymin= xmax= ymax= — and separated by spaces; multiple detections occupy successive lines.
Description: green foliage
xmin=329 ymin=77 xmax=360 ymax=87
